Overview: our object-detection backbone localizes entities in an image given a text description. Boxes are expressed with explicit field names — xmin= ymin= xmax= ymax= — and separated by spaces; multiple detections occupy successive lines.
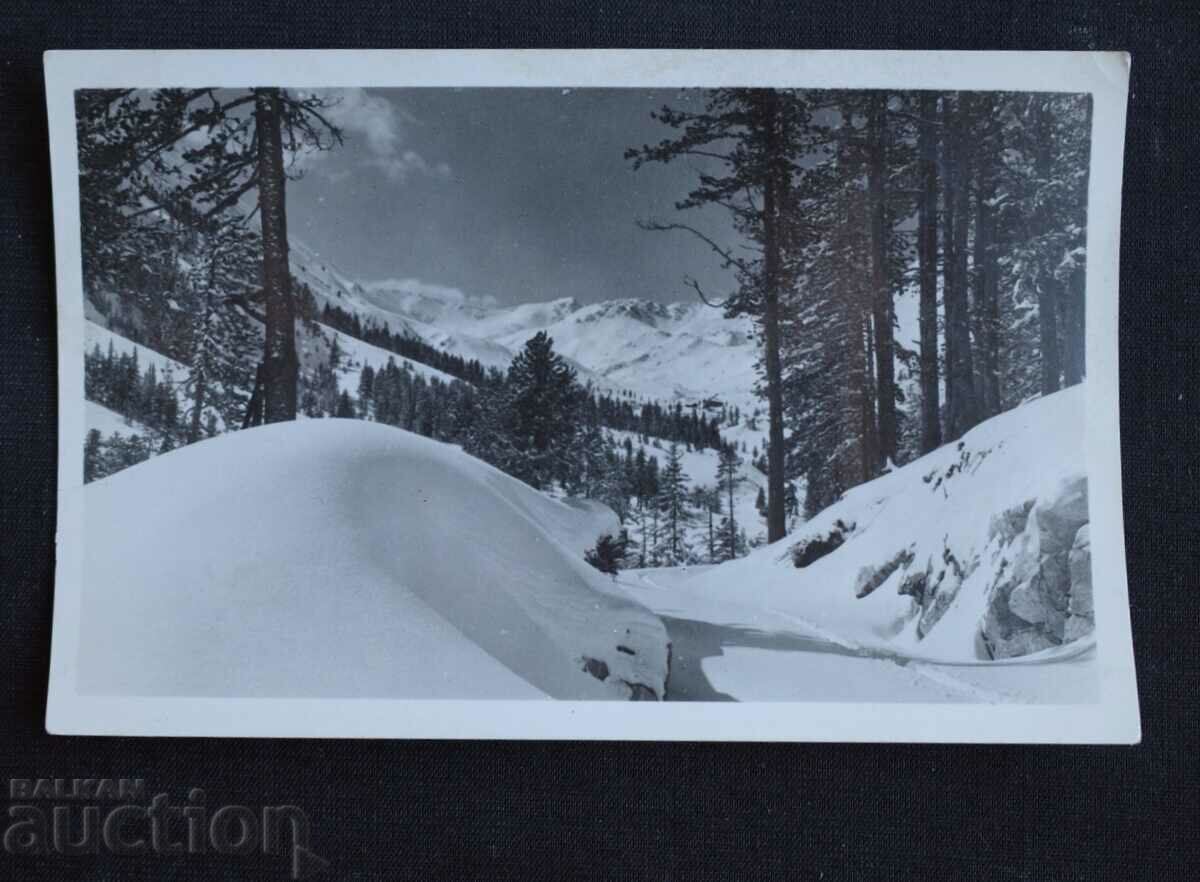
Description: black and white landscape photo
xmin=45 ymin=51 xmax=1139 ymax=739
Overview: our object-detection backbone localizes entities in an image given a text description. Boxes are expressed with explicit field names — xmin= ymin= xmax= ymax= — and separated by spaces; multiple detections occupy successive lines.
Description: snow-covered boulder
xmin=981 ymin=476 xmax=1092 ymax=657
xmin=77 ymin=420 xmax=669 ymax=700
xmin=679 ymin=384 xmax=1095 ymax=662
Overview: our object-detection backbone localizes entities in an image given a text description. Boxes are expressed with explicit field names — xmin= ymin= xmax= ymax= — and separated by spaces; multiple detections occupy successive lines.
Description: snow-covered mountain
xmin=289 ymin=241 xmax=762 ymax=417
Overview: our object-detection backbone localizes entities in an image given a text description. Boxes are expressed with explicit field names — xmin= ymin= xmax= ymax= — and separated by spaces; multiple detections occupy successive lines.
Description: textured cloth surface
xmin=2 ymin=3 xmax=1198 ymax=879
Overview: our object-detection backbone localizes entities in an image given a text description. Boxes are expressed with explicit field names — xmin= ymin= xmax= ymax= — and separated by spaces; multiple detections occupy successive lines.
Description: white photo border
xmin=44 ymin=50 xmax=1139 ymax=742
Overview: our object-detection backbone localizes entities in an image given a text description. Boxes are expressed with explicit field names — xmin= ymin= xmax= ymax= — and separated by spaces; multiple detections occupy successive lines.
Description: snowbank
xmin=678 ymin=385 xmax=1095 ymax=662
xmin=78 ymin=420 xmax=669 ymax=700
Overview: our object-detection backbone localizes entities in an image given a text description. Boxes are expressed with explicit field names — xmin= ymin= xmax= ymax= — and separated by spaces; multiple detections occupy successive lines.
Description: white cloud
xmin=303 ymin=88 xmax=451 ymax=184
xmin=364 ymin=150 xmax=452 ymax=183
xmin=363 ymin=277 xmax=498 ymax=309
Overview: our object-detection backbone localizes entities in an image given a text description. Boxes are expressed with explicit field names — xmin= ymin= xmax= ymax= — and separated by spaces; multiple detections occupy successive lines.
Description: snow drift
xmin=678 ymin=384 xmax=1095 ymax=662
xmin=78 ymin=420 xmax=669 ymax=700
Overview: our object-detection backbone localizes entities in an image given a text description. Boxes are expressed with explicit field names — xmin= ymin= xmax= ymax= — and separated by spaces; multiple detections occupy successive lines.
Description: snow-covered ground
xmin=297 ymin=321 xmax=460 ymax=396
xmin=616 ymin=386 xmax=1098 ymax=704
xmin=619 ymin=567 xmax=1097 ymax=703
xmin=85 ymin=400 xmax=148 ymax=437
xmin=76 ymin=242 xmax=1095 ymax=706
xmin=84 ymin=322 xmax=186 ymax=450
xmin=86 ymin=320 xmax=187 ymax=377
xmin=78 ymin=419 xmax=669 ymax=700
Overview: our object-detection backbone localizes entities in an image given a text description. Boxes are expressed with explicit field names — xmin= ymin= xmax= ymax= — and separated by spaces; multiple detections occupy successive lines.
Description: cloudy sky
xmin=286 ymin=88 xmax=737 ymax=307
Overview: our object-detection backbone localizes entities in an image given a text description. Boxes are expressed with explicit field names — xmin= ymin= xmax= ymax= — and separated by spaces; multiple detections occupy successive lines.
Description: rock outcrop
xmin=792 ymin=519 xmax=853 ymax=569
xmin=980 ymin=476 xmax=1092 ymax=658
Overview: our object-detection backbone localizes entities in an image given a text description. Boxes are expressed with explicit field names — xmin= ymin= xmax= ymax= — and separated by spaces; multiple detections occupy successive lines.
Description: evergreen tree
xmin=656 ymin=442 xmax=691 ymax=563
xmin=83 ymin=429 xmax=102 ymax=483
xmin=585 ymin=531 xmax=629 ymax=577
xmin=181 ymin=220 xmax=262 ymax=441
xmin=915 ymin=90 xmax=943 ymax=454
xmin=628 ymin=88 xmax=818 ymax=544
xmin=715 ymin=447 xmax=743 ymax=561
xmin=697 ymin=485 xmax=722 ymax=563
xmin=76 ymin=87 xmax=344 ymax=425
xmin=357 ymin=363 xmax=376 ymax=417
xmin=505 ymin=332 xmax=582 ymax=490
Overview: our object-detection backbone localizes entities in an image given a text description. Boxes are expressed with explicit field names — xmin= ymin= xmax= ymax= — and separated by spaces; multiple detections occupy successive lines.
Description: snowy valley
xmin=81 ymin=253 xmax=1096 ymax=703
xmin=71 ymin=84 xmax=1103 ymax=708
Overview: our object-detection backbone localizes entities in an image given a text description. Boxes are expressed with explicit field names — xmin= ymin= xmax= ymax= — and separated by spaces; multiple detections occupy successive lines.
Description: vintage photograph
xmin=45 ymin=51 xmax=1138 ymax=739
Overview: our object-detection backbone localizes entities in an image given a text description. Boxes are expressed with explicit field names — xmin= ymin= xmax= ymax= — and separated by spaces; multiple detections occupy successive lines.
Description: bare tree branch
xmin=683 ymin=276 xmax=734 ymax=310
xmin=635 ymin=219 xmax=753 ymax=274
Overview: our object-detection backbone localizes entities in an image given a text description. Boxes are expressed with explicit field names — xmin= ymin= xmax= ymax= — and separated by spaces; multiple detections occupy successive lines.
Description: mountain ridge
xmin=287 ymin=237 xmax=762 ymax=415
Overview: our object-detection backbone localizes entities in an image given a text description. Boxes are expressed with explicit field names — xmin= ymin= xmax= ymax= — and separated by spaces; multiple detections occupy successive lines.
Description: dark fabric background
xmin=2 ymin=3 xmax=1197 ymax=880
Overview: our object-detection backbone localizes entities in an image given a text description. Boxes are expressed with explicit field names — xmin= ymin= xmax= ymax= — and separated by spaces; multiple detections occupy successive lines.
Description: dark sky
xmin=286 ymin=88 xmax=737 ymax=307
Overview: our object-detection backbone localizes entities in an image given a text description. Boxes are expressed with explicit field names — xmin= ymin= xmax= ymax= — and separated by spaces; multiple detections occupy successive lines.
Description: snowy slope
xmin=295 ymin=321 xmax=460 ymax=399
xmin=86 ymin=400 xmax=148 ymax=437
xmin=493 ymin=299 xmax=759 ymax=408
xmin=289 ymin=239 xmax=424 ymax=340
xmin=78 ymin=420 xmax=670 ymax=700
xmin=86 ymin=321 xmax=187 ymax=376
xmin=632 ymin=385 xmax=1095 ymax=665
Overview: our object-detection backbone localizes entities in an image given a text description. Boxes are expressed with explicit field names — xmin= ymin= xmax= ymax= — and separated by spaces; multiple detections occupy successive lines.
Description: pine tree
xmin=76 ymin=87 xmax=343 ymax=425
xmin=657 ymin=442 xmax=691 ymax=563
xmin=585 ymin=531 xmax=628 ymax=577
xmin=357 ymin=363 xmax=375 ymax=418
xmin=915 ymin=90 xmax=943 ymax=453
xmin=506 ymin=332 xmax=582 ymax=490
xmin=942 ymin=92 xmax=978 ymax=441
xmin=715 ymin=447 xmax=743 ymax=561
xmin=83 ymin=429 xmax=102 ymax=483
xmin=628 ymin=89 xmax=818 ymax=544
xmin=182 ymin=220 xmax=261 ymax=441
xmin=698 ymin=485 xmax=722 ymax=562
xmin=779 ymin=99 xmax=875 ymax=512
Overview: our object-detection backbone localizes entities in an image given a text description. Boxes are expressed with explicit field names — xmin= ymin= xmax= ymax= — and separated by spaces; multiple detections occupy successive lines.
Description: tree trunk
xmin=1038 ymin=274 xmax=1063 ymax=395
xmin=942 ymin=93 xmax=977 ymax=441
xmin=242 ymin=362 xmax=266 ymax=429
xmin=838 ymin=189 xmax=872 ymax=492
xmin=916 ymin=92 xmax=942 ymax=454
xmin=862 ymin=316 xmax=879 ymax=478
xmin=253 ymin=88 xmax=298 ymax=423
xmin=867 ymin=92 xmax=897 ymax=469
xmin=189 ymin=364 xmax=207 ymax=443
xmin=189 ymin=246 xmax=220 ymax=444
xmin=971 ymin=97 xmax=1002 ymax=420
xmin=1032 ymin=95 xmax=1063 ymax=397
xmin=708 ymin=502 xmax=715 ymax=561
xmin=726 ymin=473 xmax=736 ymax=559
xmin=975 ymin=194 xmax=1001 ymax=417
xmin=964 ymin=93 xmax=1003 ymax=420
xmin=1061 ymin=95 xmax=1092 ymax=388
xmin=1062 ymin=265 xmax=1086 ymax=386
xmin=760 ymin=90 xmax=787 ymax=544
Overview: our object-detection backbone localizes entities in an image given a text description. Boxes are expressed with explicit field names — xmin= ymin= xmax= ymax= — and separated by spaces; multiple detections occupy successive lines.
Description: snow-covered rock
xmin=78 ymin=420 xmax=669 ymax=700
xmin=674 ymin=384 xmax=1095 ymax=662
xmin=1064 ymin=525 xmax=1094 ymax=640
xmin=982 ymin=476 xmax=1092 ymax=657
